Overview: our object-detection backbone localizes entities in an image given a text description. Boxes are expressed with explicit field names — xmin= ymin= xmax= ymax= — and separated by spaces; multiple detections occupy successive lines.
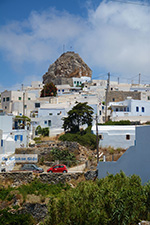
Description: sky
xmin=0 ymin=0 xmax=150 ymax=92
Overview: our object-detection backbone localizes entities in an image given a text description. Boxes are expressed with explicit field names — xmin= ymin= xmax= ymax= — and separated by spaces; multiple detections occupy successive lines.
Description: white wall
xmin=92 ymin=125 xmax=135 ymax=149
xmin=98 ymin=125 xmax=150 ymax=184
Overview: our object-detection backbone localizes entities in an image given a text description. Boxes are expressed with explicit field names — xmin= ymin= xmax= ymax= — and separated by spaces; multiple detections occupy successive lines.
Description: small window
xmin=116 ymin=108 xmax=118 ymax=112
xmin=148 ymin=96 xmax=150 ymax=100
xmin=5 ymin=106 xmax=7 ymax=109
xmin=74 ymin=81 xmax=76 ymax=84
xmin=136 ymin=106 xmax=139 ymax=112
xmin=99 ymin=110 xmax=101 ymax=115
xmin=28 ymin=98 xmax=31 ymax=100
xmin=18 ymin=97 xmax=21 ymax=100
xmin=35 ymin=103 xmax=40 ymax=108
xmin=62 ymin=89 xmax=64 ymax=92
xmin=6 ymin=97 xmax=10 ymax=101
xmin=142 ymin=107 xmax=145 ymax=112
xmin=99 ymin=134 xmax=103 ymax=140
xmin=102 ymin=106 xmax=104 ymax=110
xmin=49 ymin=113 xmax=53 ymax=115
xmin=44 ymin=121 xmax=47 ymax=124
xmin=24 ymin=105 xmax=27 ymax=109
xmin=127 ymin=107 xmax=129 ymax=112
xmin=3 ymin=98 xmax=5 ymax=102
xmin=1 ymin=140 xmax=3 ymax=147
xmin=126 ymin=134 xmax=130 ymax=140
xmin=112 ymin=98 xmax=115 ymax=102
xmin=48 ymin=120 xmax=51 ymax=126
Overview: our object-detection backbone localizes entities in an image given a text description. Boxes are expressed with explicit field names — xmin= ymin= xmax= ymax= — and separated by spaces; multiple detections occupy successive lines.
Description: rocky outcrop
xmin=43 ymin=51 xmax=92 ymax=85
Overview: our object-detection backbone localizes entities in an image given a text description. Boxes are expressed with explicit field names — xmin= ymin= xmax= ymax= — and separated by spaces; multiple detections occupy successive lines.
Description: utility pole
xmin=139 ymin=73 xmax=141 ymax=85
xmin=23 ymin=92 xmax=25 ymax=116
xmin=105 ymin=72 xmax=110 ymax=122
xmin=96 ymin=114 xmax=99 ymax=164
xmin=118 ymin=77 xmax=119 ymax=85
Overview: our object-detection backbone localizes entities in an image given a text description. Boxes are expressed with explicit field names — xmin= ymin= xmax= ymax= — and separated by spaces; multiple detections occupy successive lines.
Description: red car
xmin=47 ymin=164 xmax=68 ymax=173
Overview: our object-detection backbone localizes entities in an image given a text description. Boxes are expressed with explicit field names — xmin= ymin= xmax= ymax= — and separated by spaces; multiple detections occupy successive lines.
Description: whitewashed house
xmin=97 ymin=125 xmax=150 ymax=184
xmin=92 ymin=125 xmax=135 ymax=149
xmin=109 ymin=97 xmax=150 ymax=123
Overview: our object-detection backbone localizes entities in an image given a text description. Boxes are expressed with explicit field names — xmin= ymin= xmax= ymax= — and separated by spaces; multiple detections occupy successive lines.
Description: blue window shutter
xmin=1 ymin=140 xmax=3 ymax=147
xmin=15 ymin=135 xmax=18 ymax=141
xmin=20 ymin=135 xmax=23 ymax=141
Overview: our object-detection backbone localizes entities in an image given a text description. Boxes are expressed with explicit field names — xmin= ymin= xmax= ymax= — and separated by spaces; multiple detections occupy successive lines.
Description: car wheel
xmin=63 ymin=170 xmax=67 ymax=173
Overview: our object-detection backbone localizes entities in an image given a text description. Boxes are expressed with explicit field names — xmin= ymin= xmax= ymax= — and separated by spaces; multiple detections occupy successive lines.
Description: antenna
xmin=63 ymin=44 xmax=65 ymax=53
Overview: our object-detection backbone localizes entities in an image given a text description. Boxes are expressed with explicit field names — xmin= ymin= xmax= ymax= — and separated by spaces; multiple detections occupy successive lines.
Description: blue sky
xmin=0 ymin=0 xmax=150 ymax=91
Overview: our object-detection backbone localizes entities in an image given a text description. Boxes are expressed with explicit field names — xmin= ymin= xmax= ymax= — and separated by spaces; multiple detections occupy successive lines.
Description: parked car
xmin=47 ymin=164 xmax=68 ymax=173
xmin=21 ymin=164 xmax=44 ymax=173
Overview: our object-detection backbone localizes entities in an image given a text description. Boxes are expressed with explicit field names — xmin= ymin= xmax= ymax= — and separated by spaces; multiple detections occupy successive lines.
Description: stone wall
xmin=107 ymin=91 xmax=141 ymax=103
xmin=15 ymin=141 xmax=89 ymax=163
xmin=0 ymin=170 xmax=97 ymax=187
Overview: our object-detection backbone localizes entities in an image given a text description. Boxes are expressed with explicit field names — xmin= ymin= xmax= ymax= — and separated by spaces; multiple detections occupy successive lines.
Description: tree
xmin=62 ymin=102 xmax=94 ymax=133
xmin=40 ymin=83 xmax=57 ymax=97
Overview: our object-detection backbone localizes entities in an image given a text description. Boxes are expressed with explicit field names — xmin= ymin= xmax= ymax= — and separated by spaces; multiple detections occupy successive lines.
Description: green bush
xmin=43 ymin=172 xmax=149 ymax=225
xmin=47 ymin=148 xmax=76 ymax=166
xmin=59 ymin=127 xmax=96 ymax=150
xmin=0 ymin=186 xmax=13 ymax=201
xmin=17 ymin=179 xmax=70 ymax=201
xmin=35 ymin=126 xmax=49 ymax=137
xmin=0 ymin=209 xmax=35 ymax=225
xmin=99 ymin=120 xmax=132 ymax=125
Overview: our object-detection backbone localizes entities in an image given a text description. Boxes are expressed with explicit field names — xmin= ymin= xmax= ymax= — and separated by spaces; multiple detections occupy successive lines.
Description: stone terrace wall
xmin=0 ymin=170 xmax=97 ymax=186
xmin=15 ymin=141 xmax=90 ymax=163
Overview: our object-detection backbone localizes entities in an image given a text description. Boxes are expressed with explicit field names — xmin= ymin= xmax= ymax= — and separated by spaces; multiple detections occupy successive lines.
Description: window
xmin=116 ymin=108 xmax=118 ymax=112
xmin=35 ymin=103 xmax=40 ymax=108
xmin=127 ymin=107 xmax=129 ymax=112
xmin=142 ymin=107 xmax=145 ymax=112
xmin=1 ymin=140 xmax=3 ymax=147
xmin=44 ymin=121 xmax=47 ymax=124
xmin=99 ymin=134 xmax=103 ymax=140
xmin=24 ymin=105 xmax=27 ymax=109
xmin=112 ymin=98 xmax=115 ymax=102
xmin=126 ymin=134 xmax=130 ymax=140
xmin=49 ymin=113 xmax=53 ymax=115
xmin=18 ymin=97 xmax=21 ymax=100
xmin=28 ymin=98 xmax=31 ymax=100
xmin=136 ymin=106 xmax=139 ymax=112
xmin=5 ymin=106 xmax=7 ymax=109
xmin=48 ymin=120 xmax=51 ymax=126
xmin=14 ymin=135 xmax=23 ymax=141
xmin=62 ymin=89 xmax=64 ymax=92
xmin=148 ymin=96 xmax=150 ymax=100
xmin=74 ymin=81 xmax=76 ymax=84
xmin=6 ymin=97 xmax=10 ymax=101
xmin=99 ymin=110 xmax=101 ymax=115
xmin=3 ymin=98 xmax=5 ymax=102
xmin=102 ymin=106 xmax=104 ymax=110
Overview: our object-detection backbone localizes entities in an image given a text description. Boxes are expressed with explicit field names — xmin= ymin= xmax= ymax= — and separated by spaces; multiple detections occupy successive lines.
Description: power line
xmin=110 ymin=0 xmax=150 ymax=7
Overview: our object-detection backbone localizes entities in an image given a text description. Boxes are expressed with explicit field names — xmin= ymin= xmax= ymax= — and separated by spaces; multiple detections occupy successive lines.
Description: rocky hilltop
xmin=42 ymin=51 xmax=92 ymax=86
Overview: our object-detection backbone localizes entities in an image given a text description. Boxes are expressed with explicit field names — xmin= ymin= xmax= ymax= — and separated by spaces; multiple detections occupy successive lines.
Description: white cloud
xmin=1 ymin=1 xmax=150 ymax=83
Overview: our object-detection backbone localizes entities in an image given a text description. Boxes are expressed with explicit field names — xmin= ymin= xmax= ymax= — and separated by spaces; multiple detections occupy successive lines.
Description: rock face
xmin=42 ymin=51 xmax=92 ymax=85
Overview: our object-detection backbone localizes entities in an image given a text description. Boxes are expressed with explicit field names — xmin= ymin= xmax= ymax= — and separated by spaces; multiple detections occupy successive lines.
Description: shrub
xmin=0 ymin=209 xmax=35 ymax=225
xmin=59 ymin=127 xmax=96 ymax=150
xmin=43 ymin=172 xmax=148 ymax=225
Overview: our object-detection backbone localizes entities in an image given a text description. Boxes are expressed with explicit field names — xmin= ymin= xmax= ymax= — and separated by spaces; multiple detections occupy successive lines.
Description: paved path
xmin=68 ymin=163 xmax=86 ymax=173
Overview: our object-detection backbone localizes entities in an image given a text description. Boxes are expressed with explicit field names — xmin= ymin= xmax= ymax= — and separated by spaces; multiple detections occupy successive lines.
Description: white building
xmin=92 ymin=125 xmax=135 ymax=149
xmin=97 ymin=125 xmax=150 ymax=184
xmin=109 ymin=97 xmax=150 ymax=123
